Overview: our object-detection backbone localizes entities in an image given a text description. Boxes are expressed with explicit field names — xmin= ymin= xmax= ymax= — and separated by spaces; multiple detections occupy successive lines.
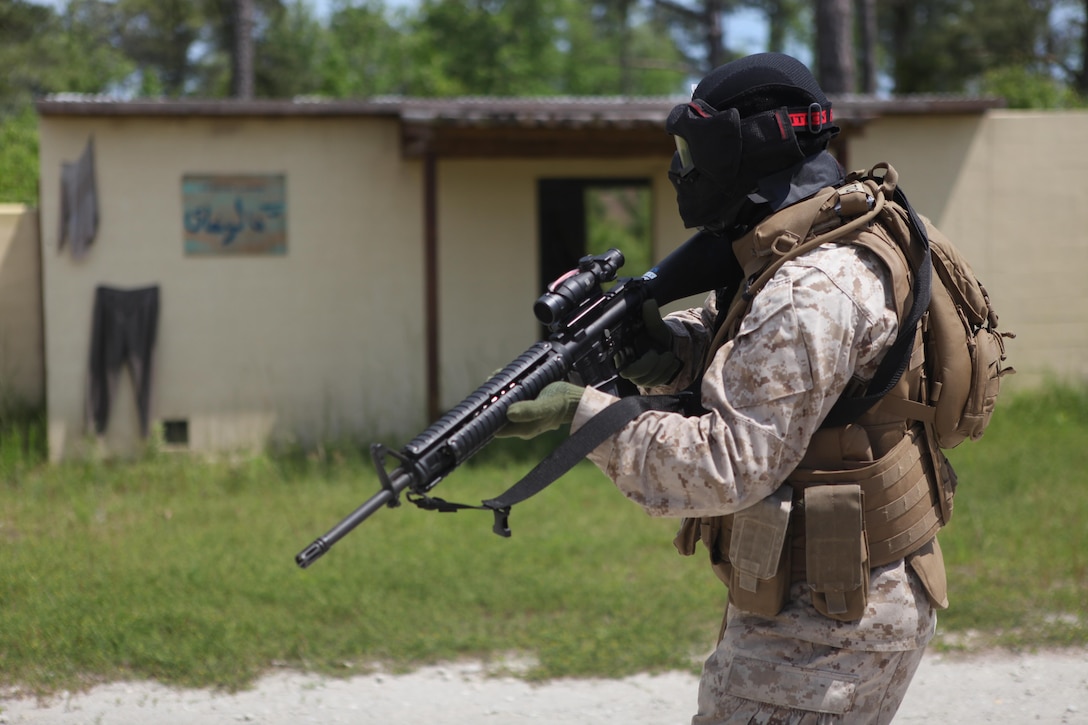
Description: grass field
xmin=1 ymin=384 xmax=1085 ymax=695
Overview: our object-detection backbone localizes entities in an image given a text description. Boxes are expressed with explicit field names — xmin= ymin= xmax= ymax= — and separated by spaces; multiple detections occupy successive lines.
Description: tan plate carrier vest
xmin=674 ymin=165 xmax=952 ymax=623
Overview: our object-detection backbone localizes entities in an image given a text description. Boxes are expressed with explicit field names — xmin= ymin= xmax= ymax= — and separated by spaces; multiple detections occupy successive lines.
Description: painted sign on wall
xmin=182 ymin=174 xmax=286 ymax=255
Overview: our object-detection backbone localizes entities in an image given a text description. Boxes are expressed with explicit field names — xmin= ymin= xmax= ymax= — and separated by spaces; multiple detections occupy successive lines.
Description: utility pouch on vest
xmin=907 ymin=537 xmax=949 ymax=610
xmin=674 ymin=517 xmax=700 ymax=556
xmin=675 ymin=515 xmax=738 ymax=588
xmin=805 ymin=484 xmax=870 ymax=622
xmin=727 ymin=485 xmax=793 ymax=617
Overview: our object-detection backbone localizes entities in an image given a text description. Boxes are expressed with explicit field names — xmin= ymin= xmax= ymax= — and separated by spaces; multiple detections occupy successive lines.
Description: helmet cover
xmin=666 ymin=53 xmax=839 ymax=230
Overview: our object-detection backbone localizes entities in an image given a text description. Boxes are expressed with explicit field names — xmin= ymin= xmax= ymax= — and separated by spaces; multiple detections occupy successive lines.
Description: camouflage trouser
xmin=691 ymin=622 xmax=927 ymax=724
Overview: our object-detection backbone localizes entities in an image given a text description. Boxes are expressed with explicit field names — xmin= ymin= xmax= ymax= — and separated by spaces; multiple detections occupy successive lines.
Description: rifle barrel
xmin=294 ymin=466 xmax=412 ymax=568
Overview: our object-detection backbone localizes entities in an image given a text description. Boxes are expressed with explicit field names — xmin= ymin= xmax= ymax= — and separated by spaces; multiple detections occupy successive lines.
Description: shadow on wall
xmin=0 ymin=206 xmax=44 ymax=409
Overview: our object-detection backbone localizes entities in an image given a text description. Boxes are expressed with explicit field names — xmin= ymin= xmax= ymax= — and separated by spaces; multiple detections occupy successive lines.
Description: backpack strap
xmin=704 ymin=178 xmax=888 ymax=367
xmin=821 ymin=165 xmax=932 ymax=427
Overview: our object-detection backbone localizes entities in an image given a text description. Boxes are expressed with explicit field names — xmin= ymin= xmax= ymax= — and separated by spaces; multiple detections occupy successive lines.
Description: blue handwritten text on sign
xmin=182 ymin=174 xmax=286 ymax=255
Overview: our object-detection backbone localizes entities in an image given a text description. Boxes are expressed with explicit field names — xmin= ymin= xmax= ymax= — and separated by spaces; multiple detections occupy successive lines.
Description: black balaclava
xmin=666 ymin=53 xmax=841 ymax=232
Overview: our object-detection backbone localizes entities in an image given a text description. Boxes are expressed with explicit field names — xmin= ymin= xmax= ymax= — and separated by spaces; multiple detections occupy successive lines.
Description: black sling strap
xmin=482 ymin=392 xmax=702 ymax=536
xmin=406 ymin=392 xmax=700 ymax=537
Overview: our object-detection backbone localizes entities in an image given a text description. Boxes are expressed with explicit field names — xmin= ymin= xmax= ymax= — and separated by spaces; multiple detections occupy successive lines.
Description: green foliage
xmin=0 ymin=401 xmax=47 ymax=482
xmin=585 ymin=185 xmax=654 ymax=275
xmin=0 ymin=0 xmax=133 ymax=111
xmin=979 ymin=66 xmax=1086 ymax=110
xmin=3 ymin=0 xmax=1088 ymax=107
xmin=0 ymin=106 xmax=40 ymax=205
xmin=252 ymin=0 xmax=326 ymax=97
xmin=937 ymin=383 xmax=1088 ymax=650
xmin=0 ymin=451 xmax=721 ymax=694
xmin=317 ymin=1 xmax=410 ymax=97
xmin=403 ymin=0 xmax=566 ymax=96
xmin=558 ymin=0 xmax=690 ymax=96
xmin=113 ymin=0 xmax=205 ymax=96
xmin=880 ymin=0 xmax=1053 ymax=95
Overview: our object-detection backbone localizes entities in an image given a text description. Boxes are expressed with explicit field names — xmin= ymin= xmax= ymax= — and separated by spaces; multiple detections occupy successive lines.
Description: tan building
xmin=0 ymin=204 xmax=43 ymax=409
xmin=10 ymin=95 xmax=1083 ymax=460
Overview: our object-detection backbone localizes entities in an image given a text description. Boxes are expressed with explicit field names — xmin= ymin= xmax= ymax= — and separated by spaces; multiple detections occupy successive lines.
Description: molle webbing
xmin=788 ymin=427 xmax=942 ymax=568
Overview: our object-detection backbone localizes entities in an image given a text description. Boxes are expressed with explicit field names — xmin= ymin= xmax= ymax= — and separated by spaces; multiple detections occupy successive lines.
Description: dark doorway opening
xmin=537 ymin=178 xmax=653 ymax=311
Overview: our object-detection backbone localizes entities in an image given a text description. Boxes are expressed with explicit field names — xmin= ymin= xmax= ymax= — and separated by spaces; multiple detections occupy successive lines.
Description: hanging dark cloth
xmin=59 ymin=137 xmax=99 ymax=260
xmin=86 ymin=285 xmax=160 ymax=437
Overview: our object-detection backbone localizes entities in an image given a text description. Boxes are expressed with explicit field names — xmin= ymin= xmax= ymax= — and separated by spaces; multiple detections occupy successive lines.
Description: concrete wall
xmin=32 ymin=108 xmax=1088 ymax=459
xmin=851 ymin=111 xmax=1088 ymax=389
xmin=36 ymin=112 xmax=689 ymax=460
xmin=0 ymin=204 xmax=43 ymax=409
xmin=38 ymin=116 xmax=426 ymax=459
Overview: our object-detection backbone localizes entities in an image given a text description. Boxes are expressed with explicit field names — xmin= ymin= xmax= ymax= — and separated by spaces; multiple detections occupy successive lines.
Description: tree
xmin=251 ymin=1 xmax=325 ymax=97
xmin=880 ymin=0 xmax=1051 ymax=95
xmin=232 ymin=0 xmax=256 ymax=98
xmin=318 ymin=1 xmax=410 ymax=97
xmin=856 ymin=0 xmax=877 ymax=94
xmin=814 ymin=0 xmax=854 ymax=93
xmin=0 ymin=1 xmax=61 ymax=112
xmin=980 ymin=65 xmax=1083 ymax=109
xmin=741 ymin=0 xmax=808 ymax=55
xmin=0 ymin=0 xmax=133 ymax=111
xmin=560 ymin=0 xmax=689 ymax=95
xmin=653 ymin=0 xmax=738 ymax=74
xmin=114 ymin=0 xmax=207 ymax=96
xmin=400 ymin=0 xmax=562 ymax=96
xmin=1076 ymin=0 xmax=1088 ymax=94
xmin=0 ymin=105 xmax=40 ymax=205
xmin=398 ymin=0 xmax=688 ymax=97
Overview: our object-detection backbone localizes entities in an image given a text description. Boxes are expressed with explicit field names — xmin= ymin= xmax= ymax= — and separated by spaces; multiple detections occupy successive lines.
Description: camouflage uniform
xmin=571 ymin=242 xmax=935 ymax=724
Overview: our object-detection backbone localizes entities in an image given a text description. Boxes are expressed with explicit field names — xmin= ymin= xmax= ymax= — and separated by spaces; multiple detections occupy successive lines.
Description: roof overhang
xmin=35 ymin=94 xmax=1006 ymax=159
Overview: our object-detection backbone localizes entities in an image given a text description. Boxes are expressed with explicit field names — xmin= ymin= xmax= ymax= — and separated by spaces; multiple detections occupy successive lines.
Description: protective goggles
xmin=667 ymin=100 xmax=833 ymax=179
xmin=674 ymin=135 xmax=696 ymax=177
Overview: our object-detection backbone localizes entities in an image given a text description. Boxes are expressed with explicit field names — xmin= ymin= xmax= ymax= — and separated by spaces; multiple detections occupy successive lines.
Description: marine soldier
xmin=502 ymin=53 xmax=951 ymax=724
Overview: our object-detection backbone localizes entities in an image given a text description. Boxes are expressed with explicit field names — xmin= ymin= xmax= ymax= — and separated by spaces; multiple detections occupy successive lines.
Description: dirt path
xmin=2 ymin=649 xmax=1086 ymax=724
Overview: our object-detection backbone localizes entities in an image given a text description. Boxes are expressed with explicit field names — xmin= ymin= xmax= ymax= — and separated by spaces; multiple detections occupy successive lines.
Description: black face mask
xmin=665 ymin=98 xmax=829 ymax=230
xmin=665 ymin=100 xmax=745 ymax=230
xmin=667 ymin=150 xmax=748 ymax=231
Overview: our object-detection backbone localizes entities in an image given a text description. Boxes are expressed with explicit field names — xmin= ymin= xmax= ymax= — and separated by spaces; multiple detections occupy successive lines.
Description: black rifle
xmin=295 ymin=231 xmax=740 ymax=568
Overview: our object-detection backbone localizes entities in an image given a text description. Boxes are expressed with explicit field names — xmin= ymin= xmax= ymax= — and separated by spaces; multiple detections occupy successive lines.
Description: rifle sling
xmin=482 ymin=392 xmax=700 ymax=536
xmin=407 ymin=392 xmax=699 ymax=537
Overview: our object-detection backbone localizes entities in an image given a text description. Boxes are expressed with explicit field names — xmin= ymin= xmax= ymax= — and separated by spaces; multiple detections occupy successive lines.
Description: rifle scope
xmin=534 ymin=249 xmax=625 ymax=327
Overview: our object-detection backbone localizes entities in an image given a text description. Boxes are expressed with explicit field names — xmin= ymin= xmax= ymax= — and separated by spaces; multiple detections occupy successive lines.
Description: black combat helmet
xmin=666 ymin=53 xmax=840 ymax=231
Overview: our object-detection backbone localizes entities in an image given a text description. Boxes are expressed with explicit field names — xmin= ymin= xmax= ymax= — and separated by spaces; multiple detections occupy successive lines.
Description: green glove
xmin=619 ymin=300 xmax=682 ymax=388
xmin=497 ymin=381 xmax=585 ymax=439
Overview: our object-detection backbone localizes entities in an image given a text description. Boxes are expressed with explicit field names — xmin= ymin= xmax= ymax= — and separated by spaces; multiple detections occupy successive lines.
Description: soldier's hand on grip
xmin=618 ymin=300 xmax=682 ymax=388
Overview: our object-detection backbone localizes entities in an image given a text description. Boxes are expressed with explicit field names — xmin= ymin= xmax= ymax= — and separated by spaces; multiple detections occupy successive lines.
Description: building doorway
xmin=537 ymin=178 xmax=653 ymax=307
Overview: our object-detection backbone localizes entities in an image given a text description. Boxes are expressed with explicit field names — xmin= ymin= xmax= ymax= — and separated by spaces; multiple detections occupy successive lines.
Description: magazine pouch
xmin=805 ymin=484 xmax=869 ymax=622
xmin=727 ymin=485 xmax=793 ymax=616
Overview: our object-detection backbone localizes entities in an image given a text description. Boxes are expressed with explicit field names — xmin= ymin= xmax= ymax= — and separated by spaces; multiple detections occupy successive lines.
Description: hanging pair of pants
xmin=86 ymin=285 xmax=160 ymax=437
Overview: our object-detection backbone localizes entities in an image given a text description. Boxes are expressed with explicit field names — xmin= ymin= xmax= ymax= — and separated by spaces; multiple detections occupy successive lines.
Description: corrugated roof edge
xmin=35 ymin=93 xmax=1006 ymax=124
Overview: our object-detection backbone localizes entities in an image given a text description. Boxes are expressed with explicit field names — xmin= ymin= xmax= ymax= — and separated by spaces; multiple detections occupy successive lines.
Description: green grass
xmin=936 ymin=382 xmax=1088 ymax=651
xmin=1 ymin=384 xmax=1086 ymax=696
xmin=0 ymin=434 xmax=723 ymax=695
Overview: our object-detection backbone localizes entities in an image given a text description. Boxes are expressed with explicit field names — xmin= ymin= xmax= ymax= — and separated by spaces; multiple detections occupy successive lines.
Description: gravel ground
xmin=2 ymin=649 xmax=1086 ymax=724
